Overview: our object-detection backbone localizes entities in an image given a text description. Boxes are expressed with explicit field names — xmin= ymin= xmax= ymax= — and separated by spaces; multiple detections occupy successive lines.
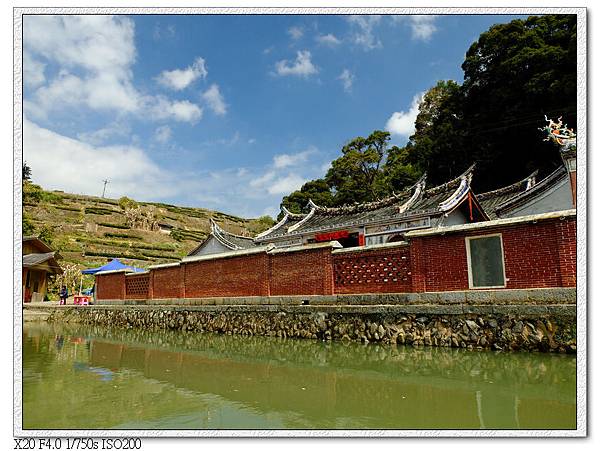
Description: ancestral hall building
xmin=92 ymin=119 xmax=577 ymax=305
xmin=189 ymin=144 xmax=576 ymax=258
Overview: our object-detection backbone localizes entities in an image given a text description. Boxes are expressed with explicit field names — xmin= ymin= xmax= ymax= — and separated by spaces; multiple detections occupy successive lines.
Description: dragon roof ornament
xmin=540 ymin=115 xmax=576 ymax=147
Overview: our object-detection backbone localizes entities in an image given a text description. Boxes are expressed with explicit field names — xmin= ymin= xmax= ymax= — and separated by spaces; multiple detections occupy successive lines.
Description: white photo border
xmin=13 ymin=6 xmax=587 ymax=438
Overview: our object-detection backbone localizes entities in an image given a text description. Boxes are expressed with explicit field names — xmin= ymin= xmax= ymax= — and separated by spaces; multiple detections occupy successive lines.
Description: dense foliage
xmin=281 ymin=14 xmax=576 ymax=213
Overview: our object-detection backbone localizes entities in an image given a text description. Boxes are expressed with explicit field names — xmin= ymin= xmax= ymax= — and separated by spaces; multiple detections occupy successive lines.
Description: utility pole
xmin=101 ymin=179 xmax=109 ymax=198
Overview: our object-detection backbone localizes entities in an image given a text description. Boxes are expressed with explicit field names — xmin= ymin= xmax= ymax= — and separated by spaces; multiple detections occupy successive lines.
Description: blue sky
xmin=23 ymin=13 xmax=527 ymax=218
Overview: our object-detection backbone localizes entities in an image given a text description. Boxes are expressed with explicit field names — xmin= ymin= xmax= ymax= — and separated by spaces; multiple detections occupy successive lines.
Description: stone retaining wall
xmin=27 ymin=300 xmax=576 ymax=353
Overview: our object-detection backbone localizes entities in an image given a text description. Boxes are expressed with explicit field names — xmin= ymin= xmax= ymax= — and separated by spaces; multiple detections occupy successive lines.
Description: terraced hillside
xmin=22 ymin=184 xmax=274 ymax=271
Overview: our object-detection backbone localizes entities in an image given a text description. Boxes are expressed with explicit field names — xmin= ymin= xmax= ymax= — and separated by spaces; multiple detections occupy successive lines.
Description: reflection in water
xmin=23 ymin=322 xmax=576 ymax=430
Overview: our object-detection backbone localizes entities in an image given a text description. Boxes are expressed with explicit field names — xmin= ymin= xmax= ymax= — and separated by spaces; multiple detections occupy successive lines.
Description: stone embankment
xmin=26 ymin=297 xmax=576 ymax=353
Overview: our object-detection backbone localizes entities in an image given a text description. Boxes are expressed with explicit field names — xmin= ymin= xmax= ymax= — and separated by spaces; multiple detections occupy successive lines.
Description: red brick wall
xmin=270 ymin=247 xmax=335 ymax=295
xmin=152 ymin=266 xmax=184 ymax=299
xmin=95 ymin=216 xmax=576 ymax=299
xmin=96 ymin=272 xmax=125 ymax=300
xmin=556 ymin=218 xmax=576 ymax=287
xmin=501 ymin=222 xmax=561 ymax=289
xmin=184 ymin=253 xmax=270 ymax=298
xmin=411 ymin=234 xmax=470 ymax=292
xmin=411 ymin=216 xmax=576 ymax=292
xmin=125 ymin=273 xmax=150 ymax=299
xmin=333 ymin=245 xmax=412 ymax=294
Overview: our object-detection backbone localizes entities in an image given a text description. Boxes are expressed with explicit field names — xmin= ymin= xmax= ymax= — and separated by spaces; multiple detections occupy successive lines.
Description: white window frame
xmin=465 ymin=233 xmax=507 ymax=289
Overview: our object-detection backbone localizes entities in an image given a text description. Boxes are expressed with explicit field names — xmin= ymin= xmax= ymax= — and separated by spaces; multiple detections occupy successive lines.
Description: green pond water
xmin=23 ymin=322 xmax=577 ymax=430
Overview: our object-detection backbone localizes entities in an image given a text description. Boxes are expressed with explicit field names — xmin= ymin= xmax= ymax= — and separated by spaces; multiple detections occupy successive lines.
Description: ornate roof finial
xmin=540 ymin=115 xmax=576 ymax=147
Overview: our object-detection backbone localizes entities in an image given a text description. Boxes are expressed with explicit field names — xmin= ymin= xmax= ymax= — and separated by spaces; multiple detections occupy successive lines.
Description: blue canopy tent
xmin=79 ymin=259 xmax=144 ymax=299
xmin=81 ymin=258 xmax=144 ymax=275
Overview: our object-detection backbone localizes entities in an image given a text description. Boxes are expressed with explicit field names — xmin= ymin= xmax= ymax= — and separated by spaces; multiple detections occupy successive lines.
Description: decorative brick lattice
xmin=125 ymin=274 xmax=149 ymax=299
xmin=333 ymin=247 xmax=412 ymax=294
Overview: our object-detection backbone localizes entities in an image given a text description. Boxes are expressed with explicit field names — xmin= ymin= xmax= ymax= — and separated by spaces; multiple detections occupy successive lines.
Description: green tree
xmin=325 ymin=130 xmax=398 ymax=205
xmin=23 ymin=162 xmax=31 ymax=183
xmin=249 ymin=215 xmax=276 ymax=233
xmin=37 ymin=226 xmax=54 ymax=246
xmin=381 ymin=146 xmax=421 ymax=193
xmin=118 ymin=196 xmax=138 ymax=210
xmin=281 ymin=179 xmax=334 ymax=215
xmin=460 ymin=14 xmax=576 ymax=190
xmin=405 ymin=80 xmax=468 ymax=185
xmin=23 ymin=214 xmax=35 ymax=236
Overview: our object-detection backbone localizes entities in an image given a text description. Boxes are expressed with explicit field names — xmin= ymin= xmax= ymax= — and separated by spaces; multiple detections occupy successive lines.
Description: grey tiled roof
xmin=493 ymin=165 xmax=568 ymax=216
xmin=476 ymin=171 xmax=538 ymax=219
xmin=187 ymin=220 xmax=259 ymax=256
xmin=256 ymin=169 xmax=474 ymax=242
xmin=216 ymin=231 xmax=257 ymax=249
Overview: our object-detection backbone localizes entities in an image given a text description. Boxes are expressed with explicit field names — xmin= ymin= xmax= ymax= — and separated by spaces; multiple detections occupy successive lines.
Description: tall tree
xmin=381 ymin=145 xmax=421 ymax=193
xmin=460 ymin=14 xmax=576 ymax=190
xmin=405 ymin=80 xmax=468 ymax=185
xmin=325 ymin=130 xmax=399 ymax=205
xmin=23 ymin=162 xmax=32 ymax=183
xmin=280 ymin=130 xmax=420 ymax=215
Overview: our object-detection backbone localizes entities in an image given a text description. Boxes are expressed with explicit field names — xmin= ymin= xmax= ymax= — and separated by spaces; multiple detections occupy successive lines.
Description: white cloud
xmin=273 ymin=147 xmax=317 ymax=169
xmin=347 ymin=15 xmax=382 ymax=50
xmin=338 ymin=69 xmax=354 ymax=93
xmin=249 ymin=170 xmax=276 ymax=188
xmin=147 ymin=96 xmax=203 ymax=123
xmin=392 ymin=15 xmax=438 ymax=41
xmin=24 ymin=116 xmax=324 ymax=217
xmin=24 ymin=15 xmax=135 ymax=75
xmin=287 ymin=26 xmax=304 ymax=40
xmin=24 ymin=15 xmax=140 ymax=115
xmin=201 ymin=84 xmax=227 ymax=116
xmin=156 ymin=57 xmax=208 ymax=90
xmin=274 ymin=50 xmax=318 ymax=78
xmin=154 ymin=125 xmax=172 ymax=144
xmin=77 ymin=122 xmax=131 ymax=146
xmin=24 ymin=117 xmax=176 ymax=200
xmin=24 ymin=16 xmax=207 ymax=125
xmin=249 ymin=147 xmax=320 ymax=197
xmin=316 ymin=33 xmax=342 ymax=47
xmin=23 ymin=51 xmax=46 ymax=88
xmin=385 ymin=92 xmax=424 ymax=138
xmin=267 ymin=174 xmax=306 ymax=195
xmin=408 ymin=16 xmax=438 ymax=41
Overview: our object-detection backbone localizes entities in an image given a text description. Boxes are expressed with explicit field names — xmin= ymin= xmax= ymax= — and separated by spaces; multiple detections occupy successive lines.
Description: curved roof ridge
xmin=282 ymin=206 xmax=306 ymax=220
xmin=210 ymin=219 xmax=253 ymax=250
xmin=287 ymin=204 xmax=316 ymax=232
xmin=210 ymin=218 xmax=254 ymax=240
xmin=476 ymin=170 xmax=539 ymax=200
xmin=396 ymin=173 xmax=427 ymax=213
xmin=254 ymin=207 xmax=306 ymax=240
xmin=311 ymin=185 xmax=414 ymax=216
xmin=425 ymin=163 xmax=475 ymax=196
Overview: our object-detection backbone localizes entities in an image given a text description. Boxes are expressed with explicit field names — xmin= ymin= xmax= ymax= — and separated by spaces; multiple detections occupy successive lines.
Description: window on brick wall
xmin=466 ymin=234 xmax=506 ymax=288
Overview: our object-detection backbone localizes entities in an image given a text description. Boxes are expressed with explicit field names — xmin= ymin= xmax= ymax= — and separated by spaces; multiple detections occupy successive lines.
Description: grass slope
xmin=23 ymin=188 xmax=274 ymax=271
